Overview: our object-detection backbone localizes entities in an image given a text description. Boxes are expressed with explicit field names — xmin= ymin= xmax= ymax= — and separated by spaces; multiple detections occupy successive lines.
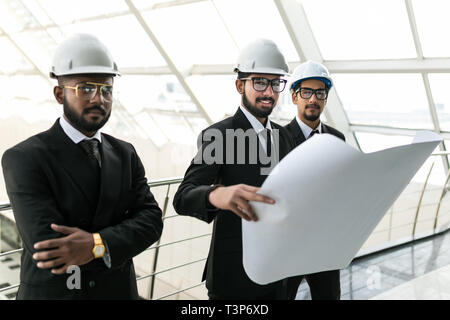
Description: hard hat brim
xmin=290 ymin=76 xmax=332 ymax=90
xmin=50 ymin=66 xmax=120 ymax=79
xmin=234 ymin=66 xmax=289 ymax=76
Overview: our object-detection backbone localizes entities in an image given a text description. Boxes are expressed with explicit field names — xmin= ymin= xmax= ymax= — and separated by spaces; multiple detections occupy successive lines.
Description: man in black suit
xmin=284 ymin=60 xmax=345 ymax=300
xmin=173 ymin=39 xmax=295 ymax=300
xmin=1 ymin=34 xmax=163 ymax=299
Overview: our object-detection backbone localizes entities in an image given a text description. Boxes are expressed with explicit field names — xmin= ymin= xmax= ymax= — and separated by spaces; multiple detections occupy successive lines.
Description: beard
xmin=302 ymin=104 xmax=321 ymax=121
xmin=242 ymin=88 xmax=275 ymax=119
xmin=63 ymin=96 xmax=111 ymax=133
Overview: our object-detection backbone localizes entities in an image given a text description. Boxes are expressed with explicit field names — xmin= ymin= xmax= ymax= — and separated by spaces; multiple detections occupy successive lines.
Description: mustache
xmin=306 ymin=104 xmax=320 ymax=109
xmin=83 ymin=105 xmax=106 ymax=115
xmin=256 ymin=97 xmax=275 ymax=104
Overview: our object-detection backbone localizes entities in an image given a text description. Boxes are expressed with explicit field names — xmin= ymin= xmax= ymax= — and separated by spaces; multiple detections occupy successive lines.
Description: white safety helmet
xmin=290 ymin=60 xmax=332 ymax=91
xmin=234 ymin=39 xmax=289 ymax=76
xmin=50 ymin=33 xmax=120 ymax=79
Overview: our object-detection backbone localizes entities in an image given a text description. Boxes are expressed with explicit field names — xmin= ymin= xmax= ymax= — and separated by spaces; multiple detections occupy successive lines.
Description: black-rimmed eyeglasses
xmin=296 ymin=87 xmax=329 ymax=100
xmin=240 ymin=77 xmax=287 ymax=93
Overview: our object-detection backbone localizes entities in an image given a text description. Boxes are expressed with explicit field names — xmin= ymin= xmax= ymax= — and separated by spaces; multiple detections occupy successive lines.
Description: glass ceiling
xmin=0 ymin=0 xmax=449 ymax=166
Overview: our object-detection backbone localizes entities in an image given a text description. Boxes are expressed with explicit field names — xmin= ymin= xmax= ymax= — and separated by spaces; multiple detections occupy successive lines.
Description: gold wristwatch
xmin=92 ymin=233 xmax=106 ymax=259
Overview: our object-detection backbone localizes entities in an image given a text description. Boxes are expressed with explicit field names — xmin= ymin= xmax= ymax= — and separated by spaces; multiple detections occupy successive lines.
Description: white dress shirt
xmin=59 ymin=116 xmax=102 ymax=144
xmin=58 ymin=115 xmax=111 ymax=268
xmin=295 ymin=115 xmax=322 ymax=139
xmin=239 ymin=105 xmax=273 ymax=154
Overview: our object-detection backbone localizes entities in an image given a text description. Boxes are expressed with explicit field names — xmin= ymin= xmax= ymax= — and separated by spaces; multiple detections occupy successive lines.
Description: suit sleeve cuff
xmin=102 ymin=239 xmax=112 ymax=269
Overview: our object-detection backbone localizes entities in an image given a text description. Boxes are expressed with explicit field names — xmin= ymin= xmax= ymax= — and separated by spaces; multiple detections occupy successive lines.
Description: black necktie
xmin=79 ymin=139 xmax=102 ymax=168
xmin=308 ymin=130 xmax=319 ymax=140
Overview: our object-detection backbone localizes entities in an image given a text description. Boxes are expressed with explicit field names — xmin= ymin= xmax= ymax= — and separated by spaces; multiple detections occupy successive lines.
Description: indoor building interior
xmin=1 ymin=0 xmax=450 ymax=300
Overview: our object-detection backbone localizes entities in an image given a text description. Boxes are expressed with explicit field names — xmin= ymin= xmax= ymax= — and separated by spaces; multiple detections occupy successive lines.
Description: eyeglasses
xmin=240 ymin=77 xmax=287 ymax=93
xmin=62 ymin=82 xmax=114 ymax=102
xmin=296 ymin=87 xmax=329 ymax=100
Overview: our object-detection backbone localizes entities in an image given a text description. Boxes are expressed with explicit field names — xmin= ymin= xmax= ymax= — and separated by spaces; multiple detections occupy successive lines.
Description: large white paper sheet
xmin=243 ymin=131 xmax=442 ymax=285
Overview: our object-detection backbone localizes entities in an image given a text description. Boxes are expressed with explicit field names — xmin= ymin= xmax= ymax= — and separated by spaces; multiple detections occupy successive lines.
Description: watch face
xmin=94 ymin=246 xmax=105 ymax=256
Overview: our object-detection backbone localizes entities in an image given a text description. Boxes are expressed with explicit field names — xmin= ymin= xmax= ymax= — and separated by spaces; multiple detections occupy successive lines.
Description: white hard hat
xmin=234 ymin=39 xmax=289 ymax=76
xmin=50 ymin=33 xmax=120 ymax=79
xmin=290 ymin=60 xmax=332 ymax=91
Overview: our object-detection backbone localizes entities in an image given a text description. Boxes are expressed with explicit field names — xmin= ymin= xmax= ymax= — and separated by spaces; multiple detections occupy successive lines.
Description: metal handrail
xmin=145 ymin=233 xmax=212 ymax=252
xmin=147 ymin=177 xmax=183 ymax=188
xmin=412 ymin=161 xmax=435 ymax=238
xmin=0 ymin=284 xmax=20 ymax=294
xmin=136 ymin=258 xmax=207 ymax=281
xmin=0 ymin=204 xmax=11 ymax=211
xmin=433 ymin=169 xmax=450 ymax=231
xmin=2 ymin=150 xmax=450 ymax=299
xmin=0 ymin=248 xmax=22 ymax=258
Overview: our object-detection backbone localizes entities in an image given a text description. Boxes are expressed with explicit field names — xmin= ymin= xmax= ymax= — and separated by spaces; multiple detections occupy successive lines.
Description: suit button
xmin=89 ymin=280 xmax=96 ymax=288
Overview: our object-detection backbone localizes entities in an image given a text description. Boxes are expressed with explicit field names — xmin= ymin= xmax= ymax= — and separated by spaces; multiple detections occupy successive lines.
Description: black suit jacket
xmin=173 ymin=108 xmax=295 ymax=298
xmin=284 ymin=118 xmax=346 ymax=146
xmin=1 ymin=120 xmax=163 ymax=300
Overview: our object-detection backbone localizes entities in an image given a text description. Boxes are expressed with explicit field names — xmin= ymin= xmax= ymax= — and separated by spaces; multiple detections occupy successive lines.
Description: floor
xmin=295 ymin=229 xmax=450 ymax=300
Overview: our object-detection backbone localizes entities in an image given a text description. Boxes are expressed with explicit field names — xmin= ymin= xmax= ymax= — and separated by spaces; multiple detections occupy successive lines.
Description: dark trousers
xmin=286 ymin=270 xmax=341 ymax=300
xmin=208 ymin=279 xmax=292 ymax=300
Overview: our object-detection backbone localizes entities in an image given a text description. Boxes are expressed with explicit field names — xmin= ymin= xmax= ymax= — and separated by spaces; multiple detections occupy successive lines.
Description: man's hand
xmin=208 ymin=184 xmax=275 ymax=222
xmin=33 ymin=224 xmax=94 ymax=275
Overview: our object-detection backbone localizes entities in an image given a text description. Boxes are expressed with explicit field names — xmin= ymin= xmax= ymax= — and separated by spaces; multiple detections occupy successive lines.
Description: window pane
xmin=133 ymin=112 xmax=169 ymax=147
xmin=22 ymin=0 xmax=54 ymax=26
xmin=302 ymin=0 xmax=416 ymax=60
xmin=132 ymin=0 xmax=178 ymax=10
xmin=151 ymin=114 xmax=196 ymax=145
xmin=11 ymin=30 xmax=57 ymax=75
xmin=334 ymin=73 xmax=433 ymax=129
xmin=187 ymin=75 xmax=299 ymax=124
xmin=0 ymin=1 xmax=29 ymax=33
xmin=142 ymin=1 xmax=237 ymax=70
xmin=61 ymin=15 xmax=166 ymax=68
xmin=428 ymin=74 xmax=450 ymax=132
xmin=213 ymin=0 xmax=299 ymax=62
xmin=0 ymin=75 xmax=58 ymax=123
xmin=35 ymin=0 xmax=128 ymax=25
xmin=116 ymin=75 xmax=197 ymax=115
xmin=412 ymin=0 xmax=450 ymax=57
xmin=187 ymin=75 xmax=239 ymax=122
xmin=0 ymin=37 xmax=34 ymax=73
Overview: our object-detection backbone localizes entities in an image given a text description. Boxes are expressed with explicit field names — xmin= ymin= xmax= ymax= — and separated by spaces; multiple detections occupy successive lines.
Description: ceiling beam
xmin=125 ymin=0 xmax=213 ymax=125
xmin=10 ymin=57 xmax=450 ymax=78
xmin=325 ymin=58 xmax=450 ymax=73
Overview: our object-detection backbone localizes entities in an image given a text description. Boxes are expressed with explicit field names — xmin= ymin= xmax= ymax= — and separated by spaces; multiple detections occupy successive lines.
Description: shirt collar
xmin=295 ymin=115 xmax=322 ymax=138
xmin=239 ymin=105 xmax=272 ymax=133
xmin=59 ymin=116 xmax=102 ymax=144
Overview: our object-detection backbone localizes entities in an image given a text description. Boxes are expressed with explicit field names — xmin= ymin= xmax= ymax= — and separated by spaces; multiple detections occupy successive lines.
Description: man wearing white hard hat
xmin=2 ymin=34 xmax=163 ymax=299
xmin=174 ymin=39 xmax=296 ymax=299
xmin=284 ymin=60 xmax=345 ymax=300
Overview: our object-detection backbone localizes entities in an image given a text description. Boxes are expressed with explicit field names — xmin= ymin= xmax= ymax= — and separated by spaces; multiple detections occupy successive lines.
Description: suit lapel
xmin=47 ymin=121 xmax=99 ymax=208
xmin=232 ymin=107 xmax=254 ymax=131
xmin=92 ymin=135 xmax=122 ymax=227
xmin=288 ymin=118 xmax=306 ymax=146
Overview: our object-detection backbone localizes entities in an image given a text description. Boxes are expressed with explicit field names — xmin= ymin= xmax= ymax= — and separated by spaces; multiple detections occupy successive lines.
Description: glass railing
xmin=1 ymin=151 xmax=450 ymax=299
